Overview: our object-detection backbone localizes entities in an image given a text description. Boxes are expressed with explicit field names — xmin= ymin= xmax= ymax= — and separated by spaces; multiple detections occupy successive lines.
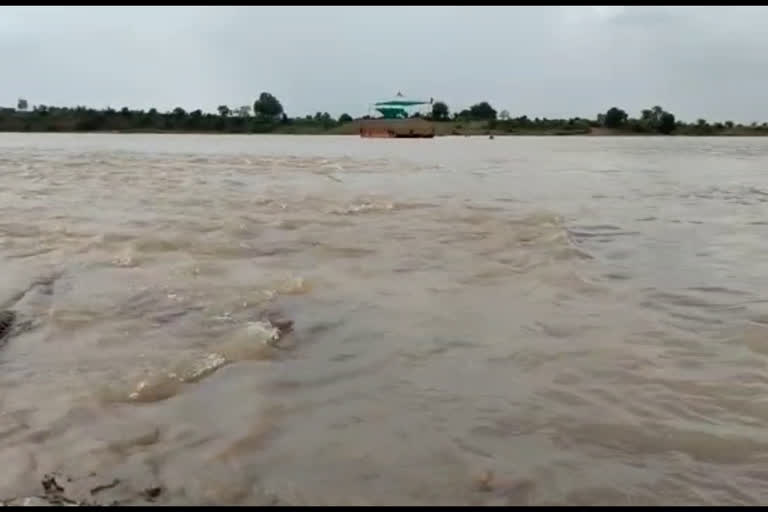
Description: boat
xmin=360 ymin=92 xmax=435 ymax=138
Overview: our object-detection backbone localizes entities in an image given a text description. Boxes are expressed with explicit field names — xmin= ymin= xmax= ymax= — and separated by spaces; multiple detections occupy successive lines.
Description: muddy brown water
xmin=2 ymin=133 xmax=768 ymax=505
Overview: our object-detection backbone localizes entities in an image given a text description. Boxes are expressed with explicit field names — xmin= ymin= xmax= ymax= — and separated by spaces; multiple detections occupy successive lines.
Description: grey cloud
xmin=1 ymin=6 xmax=767 ymax=122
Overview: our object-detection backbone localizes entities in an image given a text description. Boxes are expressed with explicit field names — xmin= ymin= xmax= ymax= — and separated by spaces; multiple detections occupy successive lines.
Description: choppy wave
xmin=123 ymin=320 xmax=284 ymax=403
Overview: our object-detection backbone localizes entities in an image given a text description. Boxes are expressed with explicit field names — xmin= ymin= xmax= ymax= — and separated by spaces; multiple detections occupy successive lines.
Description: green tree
xmin=17 ymin=98 xmax=28 ymax=111
xmin=658 ymin=112 xmax=676 ymax=134
xmin=338 ymin=113 xmax=353 ymax=123
xmin=725 ymin=120 xmax=734 ymax=129
xmin=138 ymin=114 xmax=154 ymax=128
xmin=186 ymin=109 xmax=203 ymax=129
xmin=469 ymin=101 xmax=497 ymax=120
xmin=253 ymin=92 xmax=283 ymax=119
xmin=603 ymin=107 xmax=628 ymax=128
xmin=319 ymin=112 xmax=334 ymax=128
xmin=230 ymin=116 xmax=245 ymax=131
xmin=455 ymin=109 xmax=471 ymax=120
xmin=431 ymin=101 xmax=449 ymax=121
xmin=695 ymin=118 xmax=711 ymax=134
xmin=217 ymin=105 xmax=230 ymax=117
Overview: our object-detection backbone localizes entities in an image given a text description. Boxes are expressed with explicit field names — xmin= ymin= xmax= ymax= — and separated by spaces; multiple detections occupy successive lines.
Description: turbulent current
xmin=2 ymin=133 xmax=768 ymax=505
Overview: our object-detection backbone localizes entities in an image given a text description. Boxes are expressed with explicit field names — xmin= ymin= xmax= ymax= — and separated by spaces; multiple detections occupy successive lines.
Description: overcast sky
xmin=2 ymin=6 xmax=767 ymax=122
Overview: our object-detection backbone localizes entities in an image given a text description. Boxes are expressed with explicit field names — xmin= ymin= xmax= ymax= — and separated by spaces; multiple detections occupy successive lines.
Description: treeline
xmin=3 ymin=93 xmax=768 ymax=136
xmin=426 ymin=100 xmax=768 ymax=135
xmin=0 ymin=93 xmax=354 ymax=134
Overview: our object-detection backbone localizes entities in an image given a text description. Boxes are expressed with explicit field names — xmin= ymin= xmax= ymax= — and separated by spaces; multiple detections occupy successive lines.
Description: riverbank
xmin=4 ymin=120 xmax=768 ymax=136
xmin=5 ymin=95 xmax=767 ymax=136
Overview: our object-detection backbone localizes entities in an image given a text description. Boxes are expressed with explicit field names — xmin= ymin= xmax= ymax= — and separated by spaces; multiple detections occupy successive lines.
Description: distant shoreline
xmin=3 ymin=102 xmax=768 ymax=137
xmin=3 ymin=127 xmax=768 ymax=137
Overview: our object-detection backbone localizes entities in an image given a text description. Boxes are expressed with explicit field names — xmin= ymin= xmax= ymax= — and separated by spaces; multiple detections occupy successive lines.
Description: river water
xmin=1 ymin=133 xmax=768 ymax=505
